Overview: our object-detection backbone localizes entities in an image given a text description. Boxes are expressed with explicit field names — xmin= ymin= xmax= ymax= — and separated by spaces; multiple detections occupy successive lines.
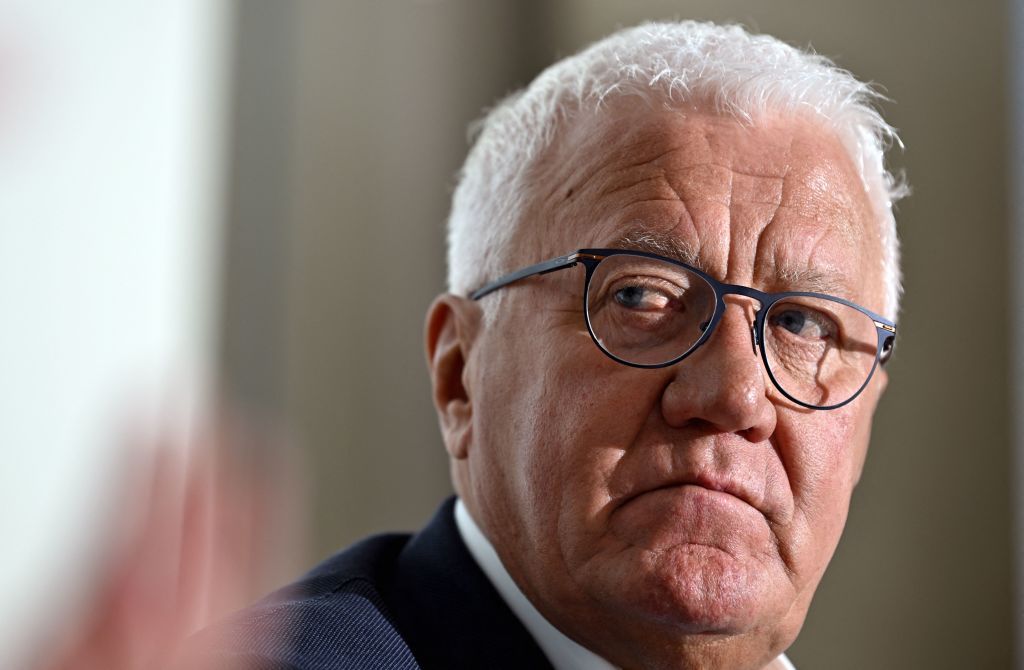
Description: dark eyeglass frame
xmin=470 ymin=248 xmax=897 ymax=411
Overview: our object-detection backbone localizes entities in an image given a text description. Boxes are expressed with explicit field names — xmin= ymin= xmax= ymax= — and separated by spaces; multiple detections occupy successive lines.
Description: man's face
xmin=444 ymin=108 xmax=888 ymax=668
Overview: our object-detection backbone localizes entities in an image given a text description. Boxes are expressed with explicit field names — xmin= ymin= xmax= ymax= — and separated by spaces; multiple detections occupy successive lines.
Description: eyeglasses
xmin=470 ymin=249 xmax=896 ymax=410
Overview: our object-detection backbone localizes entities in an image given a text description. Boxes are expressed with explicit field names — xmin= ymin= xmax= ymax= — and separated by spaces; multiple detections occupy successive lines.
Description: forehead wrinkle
xmin=546 ymin=117 xmax=692 ymax=203
xmin=731 ymin=170 xmax=784 ymax=206
xmin=601 ymin=173 xmax=671 ymax=197
xmin=663 ymin=163 xmax=733 ymax=207
xmin=744 ymin=141 xmax=867 ymax=298
xmin=570 ymin=116 xmax=770 ymax=206
xmin=536 ymin=140 xmax=712 ymax=263
xmin=588 ymin=142 xmax=719 ymax=205
xmin=775 ymin=137 xmax=861 ymax=231
xmin=530 ymin=131 xmax=693 ymax=256
xmin=755 ymin=206 xmax=862 ymax=301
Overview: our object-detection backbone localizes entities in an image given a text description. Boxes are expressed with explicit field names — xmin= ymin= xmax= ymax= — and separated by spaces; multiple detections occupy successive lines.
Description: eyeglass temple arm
xmin=469 ymin=252 xmax=598 ymax=300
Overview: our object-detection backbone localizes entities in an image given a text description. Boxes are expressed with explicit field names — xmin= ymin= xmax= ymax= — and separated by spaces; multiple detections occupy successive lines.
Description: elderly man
xmin=211 ymin=20 xmax=903 ymax=670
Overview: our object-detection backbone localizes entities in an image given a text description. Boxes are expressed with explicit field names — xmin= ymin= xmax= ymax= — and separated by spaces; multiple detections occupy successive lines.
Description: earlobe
xmin=424 ymin=294 xmax=480 ymax=460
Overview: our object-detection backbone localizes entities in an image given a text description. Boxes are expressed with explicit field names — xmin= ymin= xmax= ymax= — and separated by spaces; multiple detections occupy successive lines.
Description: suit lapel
xmin=384 ymin=497 xmax=555 ymax=670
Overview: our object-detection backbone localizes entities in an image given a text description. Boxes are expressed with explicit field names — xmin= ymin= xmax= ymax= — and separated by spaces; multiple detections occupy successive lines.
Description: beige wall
xmin=220 ymin=1 xmax=1014 ymax=667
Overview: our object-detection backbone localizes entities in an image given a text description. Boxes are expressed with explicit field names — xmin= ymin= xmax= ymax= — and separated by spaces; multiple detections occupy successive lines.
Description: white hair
xmin=447 ymin=21 xmax=907 ymax=318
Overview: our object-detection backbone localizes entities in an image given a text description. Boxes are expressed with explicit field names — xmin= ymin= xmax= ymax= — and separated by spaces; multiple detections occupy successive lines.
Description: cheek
xmin=774 ymin=407 xmax=868 ymax=570
xmin=521 ymin=364 xmax=656 ymax=522
xmin=473 ymin=326 xmax=665 ymax=547
xmin=468 ymin=326 xmax=600 ymax=537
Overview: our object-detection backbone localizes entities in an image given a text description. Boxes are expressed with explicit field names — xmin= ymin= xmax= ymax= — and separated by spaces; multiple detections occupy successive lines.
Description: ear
xmin=425 ymin=294 xmax=481 ymax=460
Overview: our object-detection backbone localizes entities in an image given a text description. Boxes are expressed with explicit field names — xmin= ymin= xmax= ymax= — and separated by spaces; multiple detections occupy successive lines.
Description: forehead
xmin=523 ymin=107 xmax=882 ymax=308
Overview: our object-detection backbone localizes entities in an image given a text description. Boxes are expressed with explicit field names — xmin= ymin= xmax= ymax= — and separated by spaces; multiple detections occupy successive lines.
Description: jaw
xmin=491 ymin=503 xmax=811 ymax=670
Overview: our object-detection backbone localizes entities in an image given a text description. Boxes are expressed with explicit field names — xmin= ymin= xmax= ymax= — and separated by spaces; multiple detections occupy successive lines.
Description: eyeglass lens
xmin=584 ymin=253 xmax=880 ymax=408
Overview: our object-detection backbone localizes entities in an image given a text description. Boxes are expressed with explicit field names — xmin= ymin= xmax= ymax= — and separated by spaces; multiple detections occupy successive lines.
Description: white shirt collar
xmin=454 ymin=499 xmax=616 ymax=670
xmin=453 ymin=498 xmax=797 ymax=670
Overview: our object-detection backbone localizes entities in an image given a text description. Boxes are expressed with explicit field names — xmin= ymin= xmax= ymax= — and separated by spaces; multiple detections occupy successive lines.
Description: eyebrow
xmin=776 ymin=267 xmax=856 ymax=298
xmin=601 ymin=225 xmax=856 ymax=298
xmin=604 ymin=227 xmax=709 ymax=273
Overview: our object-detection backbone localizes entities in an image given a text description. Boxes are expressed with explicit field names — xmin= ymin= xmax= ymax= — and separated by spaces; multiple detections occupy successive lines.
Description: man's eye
xmin=769 ymin=308 xmax=834 ymax=340
xmin=613 ymin=285 xmax=669 ymax=310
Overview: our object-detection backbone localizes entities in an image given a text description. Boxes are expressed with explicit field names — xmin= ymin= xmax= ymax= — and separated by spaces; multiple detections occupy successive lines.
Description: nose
xmin=660 ymin=302 xmax=777 ymax=442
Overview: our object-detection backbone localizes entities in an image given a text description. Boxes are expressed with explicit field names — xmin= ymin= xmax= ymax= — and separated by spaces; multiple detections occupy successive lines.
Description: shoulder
xmin=198 ymin=532 xmax=421 ymax=670
xmin=193 ymin=497 xmax=549 ymax=670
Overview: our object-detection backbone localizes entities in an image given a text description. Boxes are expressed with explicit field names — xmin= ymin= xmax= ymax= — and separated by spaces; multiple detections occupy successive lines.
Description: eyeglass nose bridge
xmin=641 ymin=280 xmax=769 ymax=367
xmin=708 ymin=284 xmax=771 ymax=357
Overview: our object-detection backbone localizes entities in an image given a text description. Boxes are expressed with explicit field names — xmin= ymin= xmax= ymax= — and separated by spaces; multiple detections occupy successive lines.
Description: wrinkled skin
xmin=426 ymin=107 xmax=888 ymax=670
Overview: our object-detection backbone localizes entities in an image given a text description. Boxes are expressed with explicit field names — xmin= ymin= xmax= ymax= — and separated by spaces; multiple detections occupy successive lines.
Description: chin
xmin=611 ymin=544 xmax=788 ymax=635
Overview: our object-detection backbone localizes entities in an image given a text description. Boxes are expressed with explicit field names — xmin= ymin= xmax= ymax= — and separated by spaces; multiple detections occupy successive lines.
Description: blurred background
xmin=1 ymin=1 xmax=1019 ymax=668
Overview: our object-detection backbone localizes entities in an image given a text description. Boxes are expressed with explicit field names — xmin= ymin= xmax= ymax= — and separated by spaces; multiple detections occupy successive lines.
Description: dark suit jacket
xmin=206 ymin=497 xmax=555 ymax=669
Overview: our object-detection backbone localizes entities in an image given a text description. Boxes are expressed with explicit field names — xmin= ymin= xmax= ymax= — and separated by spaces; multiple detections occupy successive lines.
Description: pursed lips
xmin=617 ymin=470 xmax=772 ymax=521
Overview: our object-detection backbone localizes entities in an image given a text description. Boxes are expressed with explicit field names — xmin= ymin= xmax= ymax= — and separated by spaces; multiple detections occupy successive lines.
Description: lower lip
xmin=609 ymin=485 xmax=764 ymax=552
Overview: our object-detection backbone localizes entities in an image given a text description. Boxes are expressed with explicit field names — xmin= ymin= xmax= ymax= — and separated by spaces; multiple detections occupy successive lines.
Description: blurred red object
xmin=38 ymin=407 xmax=304 ymax=670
